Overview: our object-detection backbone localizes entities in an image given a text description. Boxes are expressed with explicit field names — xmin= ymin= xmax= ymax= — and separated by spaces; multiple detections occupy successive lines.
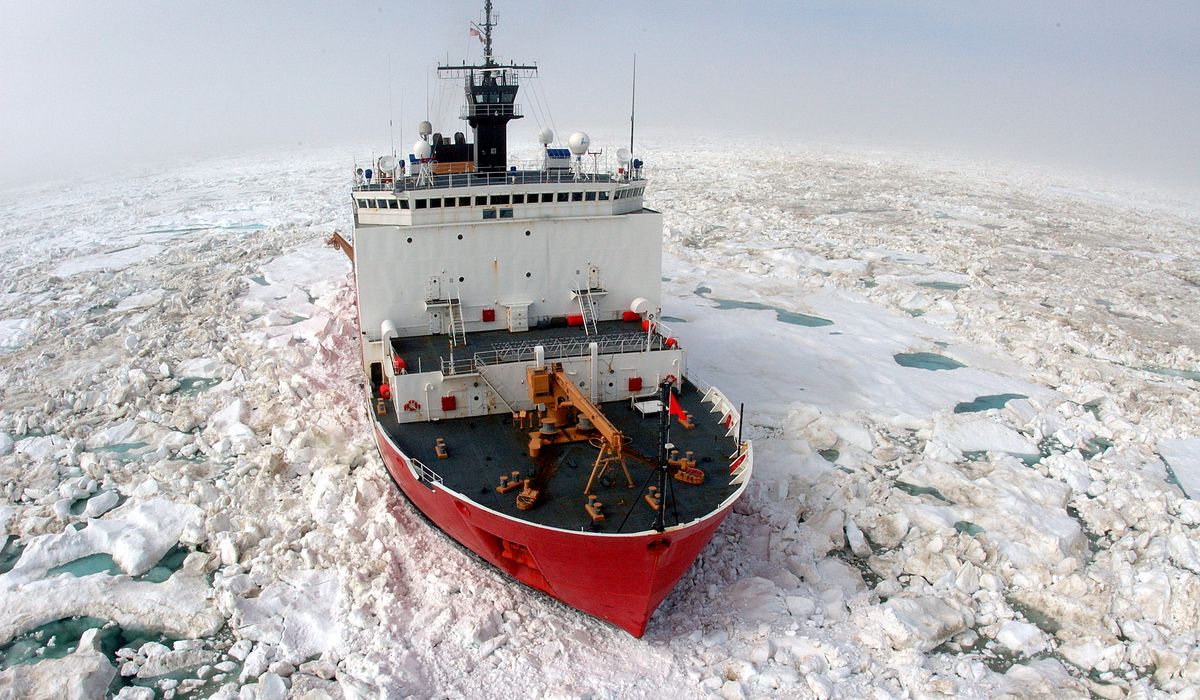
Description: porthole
xmin=608 ymin=382 xmax=614 ymax=387
xmin=458 ymin=276 xmax=465 ymax=282
xmin=473 ymin=395 xmax=480 ymax=401
xmin=457 ymin=234 xmax=463 ymax=240
xmin=406 ymin=237 xmax=413 ymax=243
xmin=525 ymin=272 xmax=532 ymax=278
xmin=525 ymin=230 xmax=531 ymax=236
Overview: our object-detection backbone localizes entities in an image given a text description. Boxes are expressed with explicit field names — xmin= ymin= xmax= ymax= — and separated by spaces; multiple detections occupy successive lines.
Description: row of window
xmin=356 ymin=187 xmax=645 ymax=212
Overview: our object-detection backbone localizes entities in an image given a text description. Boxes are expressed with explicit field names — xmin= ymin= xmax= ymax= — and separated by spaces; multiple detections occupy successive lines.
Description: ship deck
xmin=376 ymin=377 xmax=739 ymax=534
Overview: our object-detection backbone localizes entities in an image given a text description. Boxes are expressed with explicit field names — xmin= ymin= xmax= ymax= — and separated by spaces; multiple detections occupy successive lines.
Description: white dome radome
xmin=418 ymin=121 xmax=433 ymax=137
xmin=568 ymin=132 xmax=590 ymax=155
xmin=413 ymin=140 xmax=432 ymax=159
xmin=538 ymin=128 xmax=554 ymax=145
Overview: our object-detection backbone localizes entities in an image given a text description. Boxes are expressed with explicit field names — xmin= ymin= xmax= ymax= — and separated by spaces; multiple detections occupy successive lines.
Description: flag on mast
xmin=469 ymin=27 xmax=483 ymax=43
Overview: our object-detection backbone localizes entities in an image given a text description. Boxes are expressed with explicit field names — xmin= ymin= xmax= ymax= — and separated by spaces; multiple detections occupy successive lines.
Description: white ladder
xmin=577 ymin=285 xmax=598 ymax=336
xmin=448 ymin=290 xmax=467 ymax=348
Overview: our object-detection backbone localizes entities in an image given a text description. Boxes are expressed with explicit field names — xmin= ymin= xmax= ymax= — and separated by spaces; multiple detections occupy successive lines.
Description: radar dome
xmin=538 ymin=128 xmax=554 ymax=145
xmin=413 ymin=140 xmax=432 ymax=160
xmin=418 ymin=121 xmax=432 ymax=137
xmin=567 ymin=132 xmax=590 ymax=155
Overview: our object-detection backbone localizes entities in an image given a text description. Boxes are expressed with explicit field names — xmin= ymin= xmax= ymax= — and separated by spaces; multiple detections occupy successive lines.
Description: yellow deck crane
xmin=519 ymin=363 xmax=632 ymax=517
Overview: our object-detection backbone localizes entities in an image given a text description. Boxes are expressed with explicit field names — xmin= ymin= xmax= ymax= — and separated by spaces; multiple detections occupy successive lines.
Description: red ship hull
xmin=373 ymin=420 xmax=738 ymax=637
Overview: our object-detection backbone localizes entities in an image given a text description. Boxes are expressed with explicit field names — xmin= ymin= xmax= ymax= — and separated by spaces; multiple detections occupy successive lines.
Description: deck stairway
xmin=576 ymin=285 xmax=599 ymax=336
xmin=448 ymin=290 xmax=468 ymax=348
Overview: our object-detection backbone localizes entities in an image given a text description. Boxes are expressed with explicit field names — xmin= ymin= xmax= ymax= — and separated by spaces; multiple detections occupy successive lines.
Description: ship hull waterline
xmin=370 ymin=417 xmax=740 ymax=637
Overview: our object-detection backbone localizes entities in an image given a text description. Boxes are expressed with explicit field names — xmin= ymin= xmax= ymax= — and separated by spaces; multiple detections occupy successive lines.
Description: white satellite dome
xmin=538 ymin=127 xmax=554 ymax=145
xmin=418 ymin=121 xmax=433 ymax=137
xmin=615 ymin=147 xmax=631 ymax=165
xmin=413 ymin=140 xmax=432 ymax=160
xmin=378 ymin=154 xmax=398 ymax=173
xmin=567 ymin=131 xmax=590 ymax=155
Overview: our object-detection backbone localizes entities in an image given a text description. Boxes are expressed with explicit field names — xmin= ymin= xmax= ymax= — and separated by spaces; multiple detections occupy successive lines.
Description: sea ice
xmin=2 ymin=139 xmax=1198 ymax=698
xmin=0 ymin=628 xmax=115 ymax=699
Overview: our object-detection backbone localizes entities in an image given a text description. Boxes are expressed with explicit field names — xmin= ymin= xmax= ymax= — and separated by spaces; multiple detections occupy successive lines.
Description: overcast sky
xmin=2 ymin=1 xmax=1198 ymax=190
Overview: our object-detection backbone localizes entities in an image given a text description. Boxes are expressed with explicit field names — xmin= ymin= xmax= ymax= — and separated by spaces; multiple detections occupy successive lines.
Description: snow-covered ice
xmin=1 ymin=138 xmax=1198 ymax=698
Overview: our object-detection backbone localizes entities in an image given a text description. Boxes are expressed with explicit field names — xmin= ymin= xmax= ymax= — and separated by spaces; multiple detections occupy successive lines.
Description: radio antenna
xmin=629 ymin=54 xmax=637 ymax=156
xmin=388 ymin=54 xmax=396 ymax=157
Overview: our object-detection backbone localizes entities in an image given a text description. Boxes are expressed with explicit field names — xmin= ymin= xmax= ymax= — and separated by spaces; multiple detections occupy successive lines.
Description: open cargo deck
xmin=377 ymin=378 xmax=738 ymax=534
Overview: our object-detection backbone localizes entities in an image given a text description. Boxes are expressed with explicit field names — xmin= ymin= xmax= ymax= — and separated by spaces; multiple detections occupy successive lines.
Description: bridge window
xmin=483 ymin=209 xmax=497 ymax=220
xmin=459 ymin=196 xmax=471 ymax=207
xmin=491 ymin=194 xmax=510 ymax=205
xmin=429 ymin=198 xmax=441 ymax=208
xmin=599 ymin=191 xmax=609 ymax=201
xmin=444 ymin=197 xmax=456 ymax=208
xmin=500 ymin=208 xmax=514 ymax=219
xmin=415 ymin=199 xmax=427 ymax=209
xmin=389 ymin=200 xmax=399 ymax=209
xmin=512 ymin=193 xmax=525 ymax=204
xmin=585 ymin=191 xmax=596 ymax=201
xmin=356 ymin=198 xmax=368 ymax=208
xmin=571 ymin=191 xmax=583 ymax=202
xmin=475 ymin=195 xmax=488 ymax=206
xmin=541 ymin=193 xmax=553 ymax=203
xmin=557 ymin=192 xmax=569 ymax=202
xmin=400 ymin=199 xmax=410 ymax=209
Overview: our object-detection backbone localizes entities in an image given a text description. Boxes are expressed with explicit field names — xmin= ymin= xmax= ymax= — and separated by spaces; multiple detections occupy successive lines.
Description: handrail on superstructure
xmin=351 ymin=169 xmax=647 ymax=193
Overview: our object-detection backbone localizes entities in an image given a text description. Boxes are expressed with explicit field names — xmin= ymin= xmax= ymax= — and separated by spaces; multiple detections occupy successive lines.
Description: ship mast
xmin=481 ymin=0 xmax=496 ymax=68
xmin=438 ymin=0 xmax=537 ymax=173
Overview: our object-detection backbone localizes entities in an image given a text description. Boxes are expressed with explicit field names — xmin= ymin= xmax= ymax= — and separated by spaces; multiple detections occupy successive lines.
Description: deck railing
xmin=439 ymin=331 xmax=667 ymax=376
xmin=353 ymin=167 xmax=646 ymax=193
xmin=409 ymin=456 xmax=444 ymax=485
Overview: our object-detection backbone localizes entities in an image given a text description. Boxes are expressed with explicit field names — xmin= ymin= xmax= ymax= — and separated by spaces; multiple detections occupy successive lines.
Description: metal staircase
xmin=476 ymin=365 xmax=515 ymax=413
xmin=448 ymin=289 xmax=468 ymax=347
xmin=576 ymin=285 xmax=599 ymax=336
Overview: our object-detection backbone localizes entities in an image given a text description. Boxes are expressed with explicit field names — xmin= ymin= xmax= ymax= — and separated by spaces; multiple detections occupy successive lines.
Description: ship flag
xmin=668 ymin=389 xmax=686 ymax=422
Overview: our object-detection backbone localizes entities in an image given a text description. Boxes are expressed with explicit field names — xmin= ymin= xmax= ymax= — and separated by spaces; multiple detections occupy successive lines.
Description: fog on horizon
xmin=2 ymin=1 xmax=1198 ymax=193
